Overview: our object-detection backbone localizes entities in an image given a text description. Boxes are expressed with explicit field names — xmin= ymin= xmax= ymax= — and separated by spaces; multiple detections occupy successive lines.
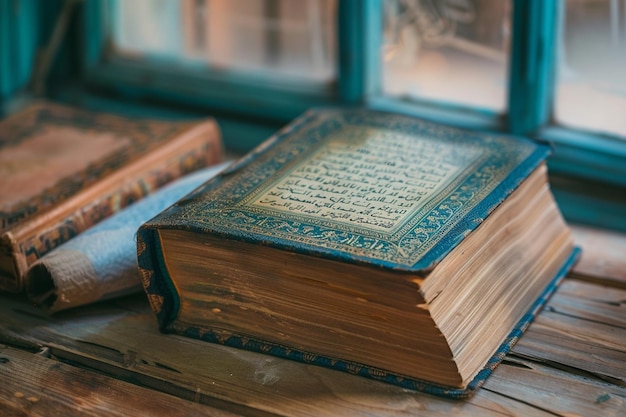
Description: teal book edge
xmin=137 ymin=108 xmax=575 ymax=398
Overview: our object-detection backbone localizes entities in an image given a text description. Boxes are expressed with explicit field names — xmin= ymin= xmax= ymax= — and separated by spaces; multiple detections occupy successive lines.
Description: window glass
xmin=110 ymin=0 xmax=337 ymax=82
xmin=382 ymin=0 xmax=511 ymax=111
xmin=555 ymin=0 xmax=626 ymax=138
xmin=112 ymin=0 xmax=183 ymax=59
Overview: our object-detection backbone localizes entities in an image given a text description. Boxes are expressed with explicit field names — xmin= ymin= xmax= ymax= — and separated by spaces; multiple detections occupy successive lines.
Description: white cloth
xmin=25 ymin=162 xmax=230 ymax=313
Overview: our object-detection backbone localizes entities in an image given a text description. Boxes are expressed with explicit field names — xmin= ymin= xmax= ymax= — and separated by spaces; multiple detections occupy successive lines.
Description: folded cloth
xmin=25 ymin=162 xmax=230 ymax=313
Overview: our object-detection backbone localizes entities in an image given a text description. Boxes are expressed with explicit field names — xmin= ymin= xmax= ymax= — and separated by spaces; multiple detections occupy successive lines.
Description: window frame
xmin=76 ymin=0 xmax=626 ymax=231
xmin=0 ymin=0 xmax=40 ymax=105
xmin=83 ymin=0 xmax=347 ymax=123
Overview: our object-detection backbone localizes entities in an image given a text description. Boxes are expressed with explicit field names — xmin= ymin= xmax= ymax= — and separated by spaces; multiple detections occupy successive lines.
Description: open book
xmin=137 ymin=108 xmax=578 ymax=397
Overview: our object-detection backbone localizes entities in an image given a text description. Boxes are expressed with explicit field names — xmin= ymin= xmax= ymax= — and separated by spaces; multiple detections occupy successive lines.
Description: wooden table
xmin=1 ymin=225 xmax=625 ymax=417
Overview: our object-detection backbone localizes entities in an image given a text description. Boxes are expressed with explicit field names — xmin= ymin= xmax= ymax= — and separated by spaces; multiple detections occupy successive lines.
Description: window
xmin=555 ymin=0 xmax=626 ymax=138
xmin=69 ymin=0 xmax=626 ymax=230
xmin=83 ymin=0 xmax=341 ymax=129
xmin=110 ymin=0 xmax=337 ymax=83
xmin=382 ymin=0 xmax=511 ymax=112
xmin=0 ymin=0 xmax=40 ymax=103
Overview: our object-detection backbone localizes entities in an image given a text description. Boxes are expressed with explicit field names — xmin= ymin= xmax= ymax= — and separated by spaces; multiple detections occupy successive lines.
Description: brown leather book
xmin=0 ymin=101 xmax=223 ymax=293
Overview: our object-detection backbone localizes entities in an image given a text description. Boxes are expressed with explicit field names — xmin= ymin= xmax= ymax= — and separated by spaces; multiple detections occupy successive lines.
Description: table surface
xmin=0 ymin=224 xmax=625 ymax=417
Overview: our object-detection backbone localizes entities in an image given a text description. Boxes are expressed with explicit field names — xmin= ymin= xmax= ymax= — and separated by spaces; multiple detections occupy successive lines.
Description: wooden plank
xmin=484 ymin=358 xmax=626 ymax=417
xmin=2 ymin=226 xmax=625 ymax=416
xmin=0 ymin=345 xmax=242 ymax=417
xmin=0 ymin=294 xmax=552 ymax=417
xmin=571 ymin=225 xmax=626 ymax=287
xmin=513 ymin=311 xmax=626 ymax=384
xmin=509 ymin=251 xmax=626 ymax=384
xmin=547 ymin=280 xmax=626 ymax=329
xmin=557 ymin=279 xmax=626 ymax=306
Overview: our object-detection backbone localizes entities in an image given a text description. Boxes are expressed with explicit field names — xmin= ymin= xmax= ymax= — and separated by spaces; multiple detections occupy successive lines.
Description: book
xmin=0 ymin=101 xmax=224 ymax=293
xmin=24 ymin=162 xmax=229 ymax=314
xmin=136 ymin=108 xmax=578 ymax=398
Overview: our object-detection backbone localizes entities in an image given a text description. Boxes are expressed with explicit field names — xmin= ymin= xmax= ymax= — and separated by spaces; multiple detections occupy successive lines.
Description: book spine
xmin=1 ymin=133 xmax=222 ymax=293
xmin=19 ymin=150 xmax=208 ymax=262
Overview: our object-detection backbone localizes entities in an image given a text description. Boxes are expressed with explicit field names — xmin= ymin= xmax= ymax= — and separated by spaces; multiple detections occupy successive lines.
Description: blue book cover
xmin=137 ymin=108 xmax=578 ymax=398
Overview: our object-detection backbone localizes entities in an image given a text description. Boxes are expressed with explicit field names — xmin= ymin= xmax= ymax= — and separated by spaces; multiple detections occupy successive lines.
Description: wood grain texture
xmin=0 ymin=225 xmax=624 ymax=416
xmin=484 ymin=358 xmax=626 ymax=417
xmin=0 ymin=345 xmax=241 ymax=417
xmin=513 ymin=313 xmax=626 ymax=384
xmin=548 ymin=280 xmax=626 ymax=329
xmin=512 ymin=276 xmax=626 ymax=385
xmin=0 ymin=295 xmax=550 ymax=417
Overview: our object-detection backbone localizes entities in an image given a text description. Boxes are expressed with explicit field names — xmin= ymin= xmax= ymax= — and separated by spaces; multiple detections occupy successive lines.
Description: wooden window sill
xmin=0 ymin=224 xmax=624 ymax=416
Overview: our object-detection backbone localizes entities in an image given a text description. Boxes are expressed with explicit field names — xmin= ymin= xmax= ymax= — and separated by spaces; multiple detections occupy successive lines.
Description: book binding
xmin=138 ymin=239 xmax=579 ymax=398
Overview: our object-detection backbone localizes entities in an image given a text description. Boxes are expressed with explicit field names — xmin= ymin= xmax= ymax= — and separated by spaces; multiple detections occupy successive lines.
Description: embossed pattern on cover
xmin=150 ymin=109 xmax=546 ymax=270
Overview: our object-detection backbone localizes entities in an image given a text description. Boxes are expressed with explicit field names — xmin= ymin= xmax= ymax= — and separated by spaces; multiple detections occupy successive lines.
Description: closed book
xmin=137 ymin=108 xmax=578 ymax=397
xmin=0 ymin=101 xmax=223 ymax=293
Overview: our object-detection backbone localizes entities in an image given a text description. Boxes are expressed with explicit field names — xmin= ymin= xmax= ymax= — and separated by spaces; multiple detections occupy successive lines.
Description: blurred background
xmin=106 ymin=0 xmax=625 ymax=137
xmin=1 ymin=0 xmax=625 ymax=230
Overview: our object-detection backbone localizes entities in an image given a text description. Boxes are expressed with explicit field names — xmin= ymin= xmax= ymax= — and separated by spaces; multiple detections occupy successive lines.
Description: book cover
xmin=0 ymin=101 xmax=224 ymax=293
xmin=137 ymin=108 xmax=576 ymax=397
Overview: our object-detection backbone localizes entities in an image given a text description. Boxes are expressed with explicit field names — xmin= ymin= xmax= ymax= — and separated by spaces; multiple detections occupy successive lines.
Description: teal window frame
xmin=52 ymin=0 xmax=626 ymax=230
xmin=83 ymin=0 xmax=350 ymax=122
xmin=509 ymin=0 xmax=626 ymax=230
xmin=0 ymin=0 xmax=40 ymax=104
